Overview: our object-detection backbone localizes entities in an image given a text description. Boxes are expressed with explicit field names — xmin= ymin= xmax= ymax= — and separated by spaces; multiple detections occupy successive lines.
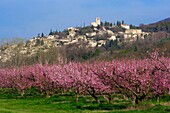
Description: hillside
xmin=0 ymin=18 xmax=170 ymax=68
xmin=139 ymin=18 xmax=170 ymax=33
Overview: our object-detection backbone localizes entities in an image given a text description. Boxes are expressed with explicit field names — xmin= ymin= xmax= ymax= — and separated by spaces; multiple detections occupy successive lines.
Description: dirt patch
xmin=161 ymin=102 xmax=170 ymax=106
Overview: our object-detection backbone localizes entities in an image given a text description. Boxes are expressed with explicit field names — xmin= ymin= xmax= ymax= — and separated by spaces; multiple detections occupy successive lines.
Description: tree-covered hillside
xmin=140 ymin=18 xmax=170 ymax=33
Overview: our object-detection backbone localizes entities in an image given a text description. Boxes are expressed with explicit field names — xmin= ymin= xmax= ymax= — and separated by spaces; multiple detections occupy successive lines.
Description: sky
xmin=0 ymin=0 xmax=170 ymax=40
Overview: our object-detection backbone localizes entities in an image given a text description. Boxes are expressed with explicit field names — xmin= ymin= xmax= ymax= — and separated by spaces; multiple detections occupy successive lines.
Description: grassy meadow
xmin=0 ymin=88 xmax=169 ymax=113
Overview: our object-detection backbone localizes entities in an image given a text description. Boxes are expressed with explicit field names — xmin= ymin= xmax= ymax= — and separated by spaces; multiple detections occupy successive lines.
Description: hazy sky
xmin=0 ymin=0 xmax=170 ymax=39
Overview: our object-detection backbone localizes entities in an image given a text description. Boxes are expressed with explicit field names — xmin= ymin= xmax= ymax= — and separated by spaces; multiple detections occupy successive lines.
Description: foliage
xmin=116 ymin=21 xmax=122 ymax=26
xmin=140 ymin=18 xmax=170 ymax=33
xmin=157 ymin=37 xmax=170 ymax=46
xmin=104 ymin=40 xmax=120 ymax=53
xmin=78 ymin=26 xmax=93 ymax=35
xmin=130 ymin=24 xmax=138 ymax=29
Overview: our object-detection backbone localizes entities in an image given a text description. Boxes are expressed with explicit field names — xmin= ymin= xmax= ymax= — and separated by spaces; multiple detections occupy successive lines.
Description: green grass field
xmin=0 ymin=89 xmax=169 ymax=113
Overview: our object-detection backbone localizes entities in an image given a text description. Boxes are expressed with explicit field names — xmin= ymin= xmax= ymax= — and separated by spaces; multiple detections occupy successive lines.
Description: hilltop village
xmin=0 ymin=18 xmax=149 ymax=63
xmin=27 ymin=17 xmax=149 ymax=48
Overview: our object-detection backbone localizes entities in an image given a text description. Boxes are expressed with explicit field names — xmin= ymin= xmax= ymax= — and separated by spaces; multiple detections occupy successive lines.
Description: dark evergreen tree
xmin=37 ymin=33 xmax=40 ymax=38
xmin=101 ymin=22 xmax=104 ymax=26
xmin=116 ymin=21 xmax=121 ymax=26
xmin=41 ymin=33 xmax=44 ymax=37
xmin=55 ymin=30 xmax=58 ymax=34
xmin=83 ymin=22 xmax=86 ymax=27
xmin=122 ymin=20 xmax=125 ymax=24
xmin=110 ymin=23 xmax=113 ymax=27
xmin=49 ymin=29 xmax=53 ymax=35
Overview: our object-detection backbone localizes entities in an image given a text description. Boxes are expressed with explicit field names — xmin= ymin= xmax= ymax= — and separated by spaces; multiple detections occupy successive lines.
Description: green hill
xmin=139 ymin=18 xmax=170 ymax=33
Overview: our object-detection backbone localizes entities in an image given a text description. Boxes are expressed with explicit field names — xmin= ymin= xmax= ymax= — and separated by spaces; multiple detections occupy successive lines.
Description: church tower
xmin=96 ymin=17 xmax=101 ymax=25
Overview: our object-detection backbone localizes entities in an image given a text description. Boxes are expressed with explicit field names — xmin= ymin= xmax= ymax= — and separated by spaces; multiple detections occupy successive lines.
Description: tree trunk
xmin=46 ymin=91 xmax=51 ymax=98
xmin=103 ymin=94 xmax=113 ymax=103
xmin=156 ymin=96 xmax=160 ymax=103
xmin=20 ymin=90 xmax=25 ymax=97
xmin=108 ymin=95 xmax=113 ymax=103
xmin=88 ymin=90 xmax=100 ymax=103
xmin=123 ymin=95 xmax=128 ymax=100
xmin=132 ymin=96 xmax=140 ymax=105
xmin=76 ymin=94 xmax=79 ymax=102
xmin=95 ymin=96 xmax=100 ymax=103
xmin=135 ymin=97 xmax=140 ymax=105
xmin=91 ymin=94 xmax=100 ymax=103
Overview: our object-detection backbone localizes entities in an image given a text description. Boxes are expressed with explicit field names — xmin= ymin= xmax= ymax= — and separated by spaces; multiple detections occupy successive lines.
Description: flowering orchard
xmin=0 ymin=54 xmax=169 ymax=105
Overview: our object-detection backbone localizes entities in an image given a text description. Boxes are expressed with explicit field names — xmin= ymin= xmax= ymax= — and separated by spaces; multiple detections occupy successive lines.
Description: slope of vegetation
xmin=140 ymin=18 xmax=170 ymax=33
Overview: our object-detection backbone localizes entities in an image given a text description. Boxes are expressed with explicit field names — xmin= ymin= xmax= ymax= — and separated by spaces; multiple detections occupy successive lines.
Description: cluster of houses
xmin=0 ymin=17 xmax=149 ymax=62
xmin=27 ymin=17 xmax=149 ymax=47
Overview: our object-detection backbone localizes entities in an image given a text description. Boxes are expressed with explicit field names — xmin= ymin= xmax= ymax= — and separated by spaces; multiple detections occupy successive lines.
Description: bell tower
xmin=96 ymin=17 xmax=101 ymax=25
